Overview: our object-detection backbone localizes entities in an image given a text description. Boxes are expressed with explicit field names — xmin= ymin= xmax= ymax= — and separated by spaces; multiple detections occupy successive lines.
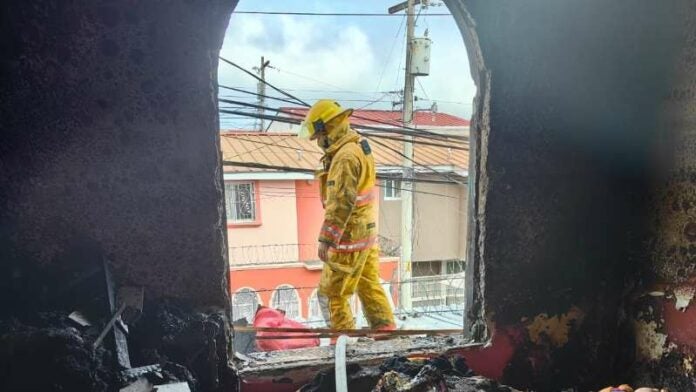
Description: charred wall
xmin=631 ymin=2 xmax=696 ymax=390
xmin=0 ymin=0 xmax=235 ymax=310
xmin=0 ymin=1 xmax=237 ymax=391
xmin=457 ymin=0 xmax=691 ymax=390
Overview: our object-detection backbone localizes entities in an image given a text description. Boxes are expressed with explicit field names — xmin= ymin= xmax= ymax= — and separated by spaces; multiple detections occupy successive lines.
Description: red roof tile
xmin=278 ymin=108 xmax=470 ymax=128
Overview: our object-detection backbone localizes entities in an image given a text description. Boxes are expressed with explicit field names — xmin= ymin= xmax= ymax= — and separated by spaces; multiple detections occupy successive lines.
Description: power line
xmin=220 ymin=108 xmax=468 ymax=150
xmin=221 ymin=92 xmax=396 ymax=105
xmin=375 ymin=13 xmax=407 ymax=94
xmin=416 ymin=79 xmax=430 ymax=101
xmin=254 ymin=184 xmax=461 ymax=200
xmin=222 ymin=160 xmax=464 ymax=185
xmin=356 ymin=92 xmax=391 ymax=110
xmin=222 ymin=134 xmax=296 ymax=160
xmin=269 ymin=66 xmax=378 ymax=100
xmin=218 ymin=99 xmax=467 ymax=145
xmin=218 ymin=85 xmax=471 ymax=105
xmin=219 ymin=85 xmax=302 ymax=106
xmin=219 ymin=56 xmax=308 ymax=107
xmin=232 ymin=11 xmax=453 ymax=17
xmin=222 ymin=93 xmax=468 ymax=141
xmin=369 ymin=136 xmax=465 ymax=186
xmin=219 ymin=60 xmax=468 ymax=141
xmin=222 ymin=86 xmax=390 ymax=95
xmin=220 ymin=90 xmax=471 ymax=106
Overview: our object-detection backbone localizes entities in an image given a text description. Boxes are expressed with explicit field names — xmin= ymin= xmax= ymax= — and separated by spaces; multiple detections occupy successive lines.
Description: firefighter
xmin=299 ymin=99 xmax=396 ymax=331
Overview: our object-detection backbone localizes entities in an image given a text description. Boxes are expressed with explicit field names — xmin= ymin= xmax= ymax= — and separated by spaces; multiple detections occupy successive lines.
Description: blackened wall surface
xmin=632 ymin=2 xmax=696 ymax=390
xmin=460 ymin=0 xmax=690 ymax=389
xmin=0 ymin=0 xmax=236 ymax=309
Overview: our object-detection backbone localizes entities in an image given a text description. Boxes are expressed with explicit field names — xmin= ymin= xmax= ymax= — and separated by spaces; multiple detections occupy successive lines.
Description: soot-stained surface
xmin=0 ymin=317 xmax=118 ymax=392
xmin=0 ymin=1 xmax=238 ymax=390
xmin=0 ymin=0 xmax=235 ymax=307
xmin=459 ymin=0 xmax=690 ymax=389
xmin=298 ymin=355 xmax=519 ymax=392
xmin=631 ymin=2 xmax=696 ymax=390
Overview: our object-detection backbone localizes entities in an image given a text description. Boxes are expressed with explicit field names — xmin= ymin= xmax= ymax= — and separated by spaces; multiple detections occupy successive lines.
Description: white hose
xmin=334 ymin=335 xmax=349 ymax=392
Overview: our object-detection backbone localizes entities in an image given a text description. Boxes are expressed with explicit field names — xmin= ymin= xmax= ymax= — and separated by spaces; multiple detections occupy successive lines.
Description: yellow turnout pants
xmin=318 ymin=246 xmax=395 ymax=330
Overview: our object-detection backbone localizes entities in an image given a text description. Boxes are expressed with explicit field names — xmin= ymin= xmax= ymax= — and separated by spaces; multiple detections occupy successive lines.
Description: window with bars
xmin=225 ymin=182 xmax=257 ymax=223
xmin=271 ymin=285 xmax=300 ymax=320
xmin=383 ymin=179 xmax=402 ymax=200
xmin=232 ymin=288 xmax=260 ymax=323
xmin=410 ymin=260 xmax=466 ymax=309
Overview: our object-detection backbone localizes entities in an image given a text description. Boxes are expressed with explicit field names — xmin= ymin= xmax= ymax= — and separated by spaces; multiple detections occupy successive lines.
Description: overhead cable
xmin=219 ymin=85 xmax=302 ymax=106
xmin=232 ymin=11 xmax=453 ymax=17
xmin=218 ymin=99 xmax=467 ymax=145
xmin=368 ymin=137 xmax=466 ymax=186
xmin=222 ymin=160 xmax=465 ymax=185
xmin=219 ymin=56 xmax=309 ymax=106
xmin=217 ymin=60 xmax=468 ymax=142
xmin=219 ymin=109 xmax=467 ymax=150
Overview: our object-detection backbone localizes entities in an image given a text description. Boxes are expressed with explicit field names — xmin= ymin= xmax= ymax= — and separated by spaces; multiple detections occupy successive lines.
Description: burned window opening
xmin=220 ymin=0 xmax=485 ymax=371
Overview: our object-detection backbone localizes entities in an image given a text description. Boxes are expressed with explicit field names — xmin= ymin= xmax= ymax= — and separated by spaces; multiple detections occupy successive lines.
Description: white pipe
xmin=334 ymin=335 xmax=349 ymax=392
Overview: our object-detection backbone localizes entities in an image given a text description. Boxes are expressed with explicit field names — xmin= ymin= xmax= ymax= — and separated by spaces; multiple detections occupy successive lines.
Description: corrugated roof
xmin=278 ymin=108 xmax=470 ymax=128
xmin=220 ymin=132 xmax=468 ymax=174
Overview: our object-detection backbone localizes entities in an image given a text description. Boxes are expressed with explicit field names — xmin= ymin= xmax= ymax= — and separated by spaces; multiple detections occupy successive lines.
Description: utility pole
xmin=389 ymin=0 xmax=416 ymax=313
xmin=253 ymin=56 xmax=271 ymax=131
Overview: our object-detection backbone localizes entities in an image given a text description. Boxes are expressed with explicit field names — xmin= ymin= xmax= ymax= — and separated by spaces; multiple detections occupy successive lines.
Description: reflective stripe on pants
xmin=318 ymin=246 xmax=395 ymax=330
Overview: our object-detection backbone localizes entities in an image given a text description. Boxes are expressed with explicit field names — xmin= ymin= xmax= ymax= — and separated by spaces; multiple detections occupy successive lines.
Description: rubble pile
xmin=299 ymin=354 xmax=521 ymax=392
xmin=0 ymin=317 xmax=117 ymax=391
xmin=128 ymin=299 xmax=232 ymax=392
xmin=0 ymin=257 xmax=231 ymax=392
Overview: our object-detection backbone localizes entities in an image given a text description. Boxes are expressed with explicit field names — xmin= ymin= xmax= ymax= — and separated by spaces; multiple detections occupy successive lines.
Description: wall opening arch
xmin=220 ymin=0 xmax=488 ymax=345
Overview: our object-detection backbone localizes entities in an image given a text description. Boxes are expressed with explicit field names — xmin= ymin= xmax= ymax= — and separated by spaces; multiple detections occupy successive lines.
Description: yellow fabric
xmin=315 ymin=120 xmax=394 ymax=329
xmin=298 ymin=99 xmax=353 ymax=140
xmin=317 ymin=126 xmax=376 ymax=250
xmin=318 ymin=246 xmax=395 ymax=329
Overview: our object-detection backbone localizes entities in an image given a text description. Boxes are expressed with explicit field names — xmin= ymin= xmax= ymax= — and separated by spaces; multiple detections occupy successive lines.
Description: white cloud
xmin=219 ymin=15 xmax=379 ymax=96
xmin=218 ymin=10 xmax=477 ymax=127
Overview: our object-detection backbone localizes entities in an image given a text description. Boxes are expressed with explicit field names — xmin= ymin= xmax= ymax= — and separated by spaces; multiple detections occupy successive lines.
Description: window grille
xmin=232 ymin=288 xmax=260 ymax=323
xmin=383 ymin=179 xmax=402 ymax=200
xmin=271 ymin=285 xmax=300 ymax=320
xmin=225 ymin=182 xmax=256 ymax=222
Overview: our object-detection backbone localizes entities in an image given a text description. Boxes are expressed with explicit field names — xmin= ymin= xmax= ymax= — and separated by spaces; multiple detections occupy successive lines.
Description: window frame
xmin=225 ymin=180 xmax=262 ymax=227
xmin=383 ymin=178 xmax=402 ymax=201
xmin=270 ymin=284 xmax=302 ymax=320
xmin=231 ymin=287 xmax=262 ymax=323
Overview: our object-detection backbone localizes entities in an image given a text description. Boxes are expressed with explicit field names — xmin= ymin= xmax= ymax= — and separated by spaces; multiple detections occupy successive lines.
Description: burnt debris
xmin=0 ymin=258 xmax=232 ymax=392
xmin=299 ymin=354 xmax=518 ymax=392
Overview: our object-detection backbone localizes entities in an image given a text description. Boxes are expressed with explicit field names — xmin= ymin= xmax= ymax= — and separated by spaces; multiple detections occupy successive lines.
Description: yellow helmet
xmin=298 ymin=100 xmax=353 ymax=140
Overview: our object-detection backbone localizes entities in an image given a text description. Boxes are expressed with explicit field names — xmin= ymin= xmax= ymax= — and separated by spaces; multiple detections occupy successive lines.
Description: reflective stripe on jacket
xmin=317 ymin=129 xmax=377 ymax=253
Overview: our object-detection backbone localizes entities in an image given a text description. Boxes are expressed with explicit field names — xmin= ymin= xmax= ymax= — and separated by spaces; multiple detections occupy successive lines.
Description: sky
xmin=218 ymin=0 xmax=476 ymax=130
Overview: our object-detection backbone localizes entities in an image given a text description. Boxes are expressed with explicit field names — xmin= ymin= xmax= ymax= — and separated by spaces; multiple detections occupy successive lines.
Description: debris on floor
xmin=153 ymin=382 xmax=193 ymax=391
xmin=0 ymin=257 xmax=230 ymax=392
xmin=120 ymin=377 xmax=154 ymax=392
xmin=0 ymin=317 xmax=118 ymax=391
xmin=298 ymin=354 xmax=520 ymax=392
